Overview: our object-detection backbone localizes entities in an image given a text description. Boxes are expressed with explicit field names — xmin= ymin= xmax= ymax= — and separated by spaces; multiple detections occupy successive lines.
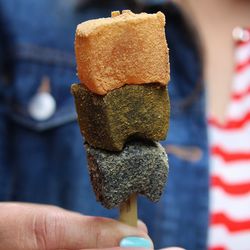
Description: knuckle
xmin=91 ymin=217 xmax=123 ymax=248
xmin=32 ymin=211 xmax=66 ymax=250
xmin=32 ymin=214 xmax=48 ymax=250
xmin=87 ymin=217 xmax=107 ymax=248
xmin=94 ymin=224 xmax=105 ymax=248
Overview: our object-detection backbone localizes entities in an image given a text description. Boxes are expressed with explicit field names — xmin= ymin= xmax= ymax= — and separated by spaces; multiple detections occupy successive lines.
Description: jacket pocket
xmin=7 ymin=42 xmax=78 ymax=131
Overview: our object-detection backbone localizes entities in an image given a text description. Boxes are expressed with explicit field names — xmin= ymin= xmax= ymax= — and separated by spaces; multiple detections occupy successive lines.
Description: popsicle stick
xmin=119 ymin=193 xmax=138 ymax=227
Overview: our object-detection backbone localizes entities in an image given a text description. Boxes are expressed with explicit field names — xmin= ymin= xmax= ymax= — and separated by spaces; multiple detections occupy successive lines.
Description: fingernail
xmin=120 ymin=236 xmax=152 ymax=248
xmin=158 ymin=249 xmax=186 ymax=250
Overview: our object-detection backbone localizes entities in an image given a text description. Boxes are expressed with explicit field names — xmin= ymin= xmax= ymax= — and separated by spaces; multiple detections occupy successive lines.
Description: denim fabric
xmin=0 ymin=1 xmax=209 ymax=249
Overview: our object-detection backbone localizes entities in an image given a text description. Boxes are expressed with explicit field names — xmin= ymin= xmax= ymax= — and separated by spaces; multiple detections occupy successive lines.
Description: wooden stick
xmin=119 ymin=193 xmax=138 ymax=227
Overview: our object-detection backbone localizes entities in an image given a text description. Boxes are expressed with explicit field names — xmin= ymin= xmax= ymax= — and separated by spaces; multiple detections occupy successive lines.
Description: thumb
xmin=0 ymin=203 xmax=152 ymax=250
xmin=159 ymin=248 xmax=186 ymax=250
xmin=81 ymin=248 xmax=151 ymax=250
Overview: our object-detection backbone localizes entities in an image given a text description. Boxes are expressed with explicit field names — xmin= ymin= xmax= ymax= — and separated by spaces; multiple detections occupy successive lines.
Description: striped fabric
xmin=208 ymin=28 xmax=250 ymax=250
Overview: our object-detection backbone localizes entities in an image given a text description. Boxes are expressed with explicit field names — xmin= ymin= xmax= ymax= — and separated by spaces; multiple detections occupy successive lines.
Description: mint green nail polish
xmin=120 ymin=236 xmax=152 ymax=248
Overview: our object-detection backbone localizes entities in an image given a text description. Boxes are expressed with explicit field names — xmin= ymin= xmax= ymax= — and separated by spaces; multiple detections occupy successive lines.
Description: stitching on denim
xmin=14 ymin=43 xmax=76 ymax=67
xmin=9 ymin=113 xmax=77 ymax=131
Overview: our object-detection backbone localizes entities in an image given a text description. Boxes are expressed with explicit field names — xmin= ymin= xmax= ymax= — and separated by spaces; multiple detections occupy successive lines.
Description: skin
xmin=0 ymin=203 xmax=184 ymax=250
xmin=174 ymin=0 xmax=250 ymax=122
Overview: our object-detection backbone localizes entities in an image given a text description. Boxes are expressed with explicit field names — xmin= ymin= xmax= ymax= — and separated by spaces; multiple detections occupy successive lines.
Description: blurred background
xmin=0 ymin=0 xmax=250 ymax=249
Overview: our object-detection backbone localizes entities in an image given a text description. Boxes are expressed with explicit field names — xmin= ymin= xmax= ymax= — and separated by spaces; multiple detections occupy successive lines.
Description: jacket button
xmin=28 ymin=92 xmax=56 ymax=121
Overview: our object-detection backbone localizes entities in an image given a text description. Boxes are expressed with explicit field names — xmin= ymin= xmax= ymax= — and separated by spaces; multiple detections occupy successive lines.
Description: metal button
xmin=232 ymin=27 xmax=250 ymax=42
xmin=28 ymin=92 xmax=56 ymax=121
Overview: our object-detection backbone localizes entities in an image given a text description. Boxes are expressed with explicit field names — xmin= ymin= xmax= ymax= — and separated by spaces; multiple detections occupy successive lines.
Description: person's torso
xmin=208 ymin=28 xmax=250 ymax=250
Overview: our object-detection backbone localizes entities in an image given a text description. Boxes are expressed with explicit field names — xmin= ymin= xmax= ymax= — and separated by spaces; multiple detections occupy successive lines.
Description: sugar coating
xmin=75 ymin=10 xmax=170 ymax=95
xmin=71 ymin=83 xmax=170 ymax=151
xmin=86 ymin=140 xmax=169 ymax=209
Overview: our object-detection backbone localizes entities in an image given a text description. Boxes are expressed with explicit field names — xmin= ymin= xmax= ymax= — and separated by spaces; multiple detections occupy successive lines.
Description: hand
xmin=160 ymin=248 xmax=185 ymax=250
xmin=0 ymin=202 xmax=151 ymax=250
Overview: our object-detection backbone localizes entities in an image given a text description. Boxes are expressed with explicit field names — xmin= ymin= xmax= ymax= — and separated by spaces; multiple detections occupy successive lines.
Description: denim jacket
xmin=0 ymin=1 xmax=209 ymax=249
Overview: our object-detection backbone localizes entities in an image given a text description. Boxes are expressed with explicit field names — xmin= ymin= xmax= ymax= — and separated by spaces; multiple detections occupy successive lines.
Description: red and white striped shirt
xmin=208 ymin=27 xmax=250 ymax=250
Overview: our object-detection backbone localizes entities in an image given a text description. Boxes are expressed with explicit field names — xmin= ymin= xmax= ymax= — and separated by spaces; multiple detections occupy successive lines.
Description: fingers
xmin=137 ymin=220 xmax=148 ymax=233
xmin=84 ymin=248 xmax=152 ymax=250
xmin=0 ymin=203 xmax=151 ymax=250
xmin=159 ymin=248 xmax=186 ymax=250
xmin=71 ymin=216 xmax=152 ymax=249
